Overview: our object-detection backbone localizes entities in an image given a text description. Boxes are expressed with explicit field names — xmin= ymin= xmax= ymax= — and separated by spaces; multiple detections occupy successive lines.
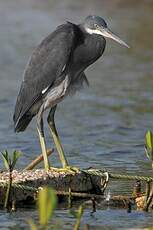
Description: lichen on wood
xmin=0 ymin=168 xmax=104 ymax=205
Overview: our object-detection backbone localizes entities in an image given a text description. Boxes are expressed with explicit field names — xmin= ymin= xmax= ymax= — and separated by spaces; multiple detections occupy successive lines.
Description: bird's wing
xmin=13 ymin=23 xmax=77 ymax=125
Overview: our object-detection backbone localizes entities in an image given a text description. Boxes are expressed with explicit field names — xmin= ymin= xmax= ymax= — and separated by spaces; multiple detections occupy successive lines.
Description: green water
xmin=0 ymin=0 xmax=153 ymax=229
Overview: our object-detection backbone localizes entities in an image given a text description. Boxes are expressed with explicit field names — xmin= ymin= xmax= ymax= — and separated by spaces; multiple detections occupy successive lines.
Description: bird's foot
xmin=50 ymin=166 xmax=80 ymax=175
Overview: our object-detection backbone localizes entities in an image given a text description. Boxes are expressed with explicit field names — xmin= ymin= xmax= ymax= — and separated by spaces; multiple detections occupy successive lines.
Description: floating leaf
xmin=38 ymin=187 xmax=57 ymax=226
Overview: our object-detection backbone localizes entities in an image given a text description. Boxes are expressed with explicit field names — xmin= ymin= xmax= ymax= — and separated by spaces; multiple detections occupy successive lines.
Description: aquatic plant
xmin=28 ymin=186 xmax=57 ymax=229
xmin=145 ymin=130 xmax=153 ymax=169
xmin=1 ymin=150 xmax=22 ymax=171
xmin=0 ymin=150 xmax=22 ymax=209
xmin=38 ymin=187 xmax=57 ymax=226
xmin=72 ymin=205 xmax=84 ymax=230
xmin=28 ymin=186 xmax=87 ymax=230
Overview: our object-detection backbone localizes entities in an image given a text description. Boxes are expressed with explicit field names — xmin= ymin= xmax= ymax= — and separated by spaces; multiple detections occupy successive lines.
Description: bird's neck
xmin=78 ymin=23 xmax=106 ymax=45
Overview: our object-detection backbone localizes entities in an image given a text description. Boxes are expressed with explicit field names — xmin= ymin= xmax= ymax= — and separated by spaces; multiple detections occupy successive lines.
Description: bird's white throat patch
xmin=85 ymin=27 xmax=103 ymax=36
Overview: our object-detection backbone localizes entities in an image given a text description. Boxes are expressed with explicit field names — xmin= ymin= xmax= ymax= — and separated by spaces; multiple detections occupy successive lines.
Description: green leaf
xmin=145 ymin=130 xmax=153 ymax=150
xmin=73 ymin=205 xmax=84 ymax=230
xmin=145 ymin=130 xmax=153 ymax=161
xmin=1 ymin=151 xmax=9 ymax=170
xmin=11 ymin=151 xmax=22 ymax=170
xmin=27 ymin=219 xmax=38 ymax=230
xmin=38 ymin=187 xmax=57 ymax=226
xmin=76 ymin=205 xmax=84 ymax=219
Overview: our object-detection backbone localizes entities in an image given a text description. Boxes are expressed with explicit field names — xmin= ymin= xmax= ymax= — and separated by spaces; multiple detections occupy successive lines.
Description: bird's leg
xmin=37 ymin=106 xmax=50 ymax=171
xmin=47 ymin=106 xmax=79 ymax=174
xmin=47 ymin=105 xmax=70 ymax=168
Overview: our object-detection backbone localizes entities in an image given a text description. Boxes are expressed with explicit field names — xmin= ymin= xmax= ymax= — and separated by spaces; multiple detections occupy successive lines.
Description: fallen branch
xmin=23 ymin=149 xmax=53 ymax=170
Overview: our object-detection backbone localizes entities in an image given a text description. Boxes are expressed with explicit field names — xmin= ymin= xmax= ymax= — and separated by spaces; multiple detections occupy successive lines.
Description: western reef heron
xmin=13 ymin=15 xmax=129 ymax=171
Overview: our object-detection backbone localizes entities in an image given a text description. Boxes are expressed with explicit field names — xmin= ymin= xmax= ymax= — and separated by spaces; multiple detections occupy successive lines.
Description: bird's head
xmin=83 ymin=15 xmax=129 ymax=48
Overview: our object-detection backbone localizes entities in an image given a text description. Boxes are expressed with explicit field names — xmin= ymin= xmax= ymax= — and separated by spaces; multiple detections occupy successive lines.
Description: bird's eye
xmin=95 ymin=24 xmax=99 ymax=28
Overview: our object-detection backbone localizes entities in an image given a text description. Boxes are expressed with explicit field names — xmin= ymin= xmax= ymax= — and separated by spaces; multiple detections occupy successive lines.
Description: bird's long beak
xmin=99 ymin=27 xmax=129 ymax=48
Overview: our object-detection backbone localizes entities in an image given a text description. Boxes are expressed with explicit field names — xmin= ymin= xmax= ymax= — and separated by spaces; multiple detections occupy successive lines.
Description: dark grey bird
xmin=13 ymin=15 xmax=129 ymax=171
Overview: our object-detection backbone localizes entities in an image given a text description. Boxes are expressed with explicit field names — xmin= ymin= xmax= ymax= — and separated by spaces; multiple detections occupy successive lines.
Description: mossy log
xmin=0 ymin=168 xmax=152 ymax=210
xmin=0 ymin=168 xmax=104 ymax=205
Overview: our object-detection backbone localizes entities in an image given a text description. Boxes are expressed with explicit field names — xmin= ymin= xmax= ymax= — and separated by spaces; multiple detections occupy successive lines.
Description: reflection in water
xmin=0 ymin=0 xmax=153 ymax=229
